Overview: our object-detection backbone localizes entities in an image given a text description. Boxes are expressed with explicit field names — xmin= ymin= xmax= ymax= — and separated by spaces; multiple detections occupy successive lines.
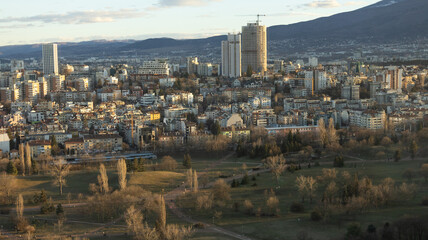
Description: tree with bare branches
xmin=16 ymin=194 xmax=24 ymax=220
xmin=98 ymin=164 xmax=109 ymax=194
xmin=0 ymin=172 xmax=17 ymax=204
xmin=25 ymin=143 xmax=32 ymax=175
xmin=264 ymin=155 xmax=287 ymax=186
xmin=117 ymin=158 xmax=127 ymax=190
xmin=19 ymin=144 xmax=25 ymax=176
xmin=318 ymin=118 xmax=328 ymax=147
xmin=193 ymin=170 xmax=198 ymax=193
xmin=296 ymin=175 xmax=308 ymax=203
xmin=125 ymin=205 xmax=159 ymax=240
xmin=50 ymin=159 xmax=70 ymax=196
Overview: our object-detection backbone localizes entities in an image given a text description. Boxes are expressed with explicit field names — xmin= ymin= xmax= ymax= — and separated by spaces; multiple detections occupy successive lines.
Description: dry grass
xmin=129 ymin=171 xmax=185 ymax=192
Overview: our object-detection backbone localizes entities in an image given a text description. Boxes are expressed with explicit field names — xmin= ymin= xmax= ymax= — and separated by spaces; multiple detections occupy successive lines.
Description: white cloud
xmin=0 ymin=9 xmax=145 ymax=25
xmin=344 ymin=1 xmax=369 ymax=6
xmin=304 ymin=0 xmax=341 ymax=8
xmin=157 ymin=0 xmax=221 ymax=7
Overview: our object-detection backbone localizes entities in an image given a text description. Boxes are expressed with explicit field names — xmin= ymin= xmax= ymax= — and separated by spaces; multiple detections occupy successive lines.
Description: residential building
xmin=221 ymin=33 xmax=241 ymax=78
xmin=139 ymin=59 xmax=170 ymax=75
xmin=28 ymin=140 xmax=51 ymax=157
xmin=0 ymin=133 xmax=10 ymax=154
xmin=42 ymin=43 xmax=59 ymax=75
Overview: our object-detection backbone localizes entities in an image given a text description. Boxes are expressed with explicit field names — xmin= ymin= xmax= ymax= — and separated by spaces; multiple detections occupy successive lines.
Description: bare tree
xmin=318 ymin=118 xmax=328 ymax=147
xmin=324 ymin=182 xmax=338 ymax=204
xmin=125 ymin=205 xmax=159 ymax=240
xmin=266 ymin=195 xmax=280 ymax=216
xmin=98 ymin=164 xmax=109 ymax=194
xmin=157 ymin=195 xmax=167 ymax=236
xmin=16 ymin=194 xmax=24 ymax=220
xmin=50 ymin=159 xmax=70 ymax=196
xmin=164 ymin=224 xmax=193 ymax=240
xmin=306 ymin=177 xmax=317 ymax=204
xmin=196 ymin=194 xmax=213 ymax=210
xmin=186 ymin=169 xmax=193 ymax=190
xmin=0 ymin=172 xmax=17 ymax=203
xmin=327 ymin=118 xmax=338 ymax=145
xmin=117 ymin=158 xmax=127 ymax=190
xmin=193 ymin=170 xmax=198 ymax=193
xmin=296 ymin=175 xmax=308 ymax=203
xmin=19 ymin=144 xmax=25 ymax=176
xmin=211 ymin=179 xmax=231 ymax=202
xmin=264 ymin=155 xmax=287 ymax=186
xmin=25 ymin=143 xmax=32 ymax=175
xmin=243 ymin=199 xmax=254 ymax=215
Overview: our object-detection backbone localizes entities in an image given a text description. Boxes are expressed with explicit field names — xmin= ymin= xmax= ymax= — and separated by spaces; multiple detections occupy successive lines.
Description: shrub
xmin=333 ymin=155 xmax=344 ymax=167
xmin=290 ymin=202 xmax=305 ymax=213
xmin=310 ymin=209 xmax=322 ymax=221
xmin=241 ymin=174 xmax=250 ymax=185
xmin=32 ymin=190 xmax=48 ymax=204
xmin=231 ymin=179 xmax=240 ymax=188
xmin=346 ymin=223 xmax=362 ymax=239
xmin=193 ymin=222 xmax=205 ymax=229
xmin=40 ymin=202 xmax=55 ymax=214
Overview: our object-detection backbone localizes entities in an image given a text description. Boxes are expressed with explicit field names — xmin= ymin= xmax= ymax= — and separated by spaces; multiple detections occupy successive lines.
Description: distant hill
xmin=268 ymin=0 xmax=428 ymax=42
xmin=0 ymin=0 xmax=427 ymax=59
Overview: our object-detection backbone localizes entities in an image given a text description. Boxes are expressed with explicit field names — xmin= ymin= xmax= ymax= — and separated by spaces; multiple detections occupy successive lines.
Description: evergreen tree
xmin=211 ymin=121 xmax=221 ymax=136
xmin=333 ymin=155 xmax=344 ymax=167
xmin=241 ymin=173 xmax=250 ymax=185
xmin=410 ymin=140 xmax=418 ymax=160
xmin=56 ymin=203 xmax=64 ymax=217
xmin=6 ymin=161 xmax=18 ymax=175
xmin=183 ymin=153 xmax=192 ymax=169
xmin=394 ymin=150 xmax=401 ymax=162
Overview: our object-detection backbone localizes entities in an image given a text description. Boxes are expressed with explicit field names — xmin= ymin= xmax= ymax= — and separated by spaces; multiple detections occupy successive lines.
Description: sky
xmin=0 ymin=0 xmax=379 ymax=46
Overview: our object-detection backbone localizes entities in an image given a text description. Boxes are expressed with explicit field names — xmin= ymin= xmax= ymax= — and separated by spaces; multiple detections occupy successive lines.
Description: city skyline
xmin=0 ymin=0 xmax=378 ymax=46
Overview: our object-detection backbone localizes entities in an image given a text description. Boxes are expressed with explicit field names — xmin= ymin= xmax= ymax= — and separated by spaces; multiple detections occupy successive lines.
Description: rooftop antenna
xmin=256 ymin=14 xmax=266 ymax=25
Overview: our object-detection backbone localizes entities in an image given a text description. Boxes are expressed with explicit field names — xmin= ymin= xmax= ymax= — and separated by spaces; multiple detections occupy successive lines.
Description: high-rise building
xmin=386 ymin=67 xmax=402 ymax=92
xmin=308 ymin=57 xmax=318 ymax=67
xmin=305 ymin=70 xmax=328 ymax=94
xmin=23 ymin=80 xmax=40 ymax=103
xmin=10 ymin=60 xmax=24 ymax=72
xmin=42 ymin=43 xmax=59 ymax=75
xmin=139 ymin=59 xmax=170 ymax=76
xmin=197 ymin=63 xmax=213 ymax=76
xmin=241 ymin=22 xmax=267 ymax=74
xmin=341 ymin=84 xmax=360 ymax=100
xmin=221 ymin=33 xmax=241 ymax=78
xmin=48 ymin=74 xmax=65 ymax=92
xmin=187 ymin=57 xmax=199 ymax=75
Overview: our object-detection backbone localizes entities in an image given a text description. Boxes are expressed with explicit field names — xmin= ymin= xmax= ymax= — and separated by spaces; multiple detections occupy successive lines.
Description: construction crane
xmin=256 ymin=14 xmax=266 ymax=25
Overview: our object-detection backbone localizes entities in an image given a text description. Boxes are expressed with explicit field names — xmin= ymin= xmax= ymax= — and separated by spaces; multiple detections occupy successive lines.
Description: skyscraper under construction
xmin=241 ymin=20 xmax=267 ymax=75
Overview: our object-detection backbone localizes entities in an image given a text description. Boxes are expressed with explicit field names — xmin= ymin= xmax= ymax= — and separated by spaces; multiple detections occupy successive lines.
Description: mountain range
xmin=0 ymin=0 xmax=427 ymax=59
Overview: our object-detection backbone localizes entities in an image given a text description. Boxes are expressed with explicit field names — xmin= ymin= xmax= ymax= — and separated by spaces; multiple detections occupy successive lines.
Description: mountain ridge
xmin=0 ymin=0 xmax=427 ymax=59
